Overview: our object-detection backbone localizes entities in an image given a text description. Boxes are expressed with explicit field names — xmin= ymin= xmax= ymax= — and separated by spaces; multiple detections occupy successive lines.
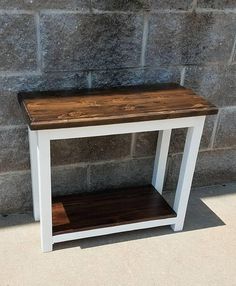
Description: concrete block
xmin=91 ymin=69 xmax=143 ymax=89
xmin=184 ymin=65 xmax=236 ymax=107
xmin=197 ymin=0 xmax=236 ymax=9
xmin=41 ymin=13 xmax=143 ymax=71
xmin=0 ymin=127 xmax=30 ymax=172
xmin=89 ymin=157 xmax=154 ymax=191
xmin=0 ymin=72 xmax=87 ymax=92
xmin=0 ymin=92 xmax=25 ymax=126
xmin=0 ymin=171 xmax=31 ymax=214
xmin=150 ymin=0 xmax=193 ymax=10
xmin=142 ymin=67 xmax=181 ymax=84
xmin=214 ymin=108 xmax=236 ymax=148
xmin=165 ymin=148 xmax=236 ymax=190
xmin=52 ymin=165 xmax=88 ymax=196
xmin=146 ymin=12 xmax=236 ymax=66
xmin=0 ymin=14 xmax=37 ymax=72
xmin=0 ymin=0 xmax=89 ymax=10
xmin=51 ymin=134 xmax=132 ymax=166
xmin=92 ymin=0 xmax=150 ymax=11
xmin=134 ymin=132 xmax=158 ymax=157
xmin=91 ymin=66 xmax=181 ymax=88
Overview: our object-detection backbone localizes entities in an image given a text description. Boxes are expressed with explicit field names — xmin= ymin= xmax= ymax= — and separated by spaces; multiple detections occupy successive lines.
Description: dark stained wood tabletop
xmin=18 ymin=83 xmax=218 ymax=130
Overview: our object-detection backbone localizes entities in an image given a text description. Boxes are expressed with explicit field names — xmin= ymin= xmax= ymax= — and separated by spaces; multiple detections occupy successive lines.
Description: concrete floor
xmin=1 ymin=183 xmax=236 ymax=286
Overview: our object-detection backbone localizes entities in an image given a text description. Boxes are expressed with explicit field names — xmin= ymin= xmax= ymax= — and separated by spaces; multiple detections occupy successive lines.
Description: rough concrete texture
xmin=0 ymin=92 xmax=25 ymax=126
xmin=0 ymin=171 xmax=31 ymax=214
xmin=51 ymin=134 xmax=132 ymax=165
xmin=143 ymin=67 xmax=182 ymax=84
xmin=91 ymin=69 xmax=144 ymax=89
xmin=134 ymin=132 xmax=158 ymax=157
xmin=0 ymin=14 xmax=37 ymax=72
xmin=0 ymin=72 xmax=87 ymax=92
xmin=51 ymin=165 xmax=88 ymax=196
xmin=197 ymin=0 xmax=236 ymax=9
xmin=150 ymin=0 xmax=194 ymax=10
xmin=40 ymin=13 xmax=143 ymax=71
xmin=0 ymin=127 xmax=30 ymax=172
xmin=184 ymin=65 xmax=236 ymax=107
xmin=0 ymin=183 xmax=236 ymax=285
xmin=89 ymin=157 xmax=154 ymax=191
xmin=0 ymin=0 xmax=90 ymax=10
xmin=146 ymin=12 xmax=236 ymax=66
xmin=91 ymin=0 xmax=150 ymax=11
xmin=166 ymin=148 xmax=236 ymax=190
xmin=91 ymin=67 xmax=181 ymax=88
xmin=214 ymin=108 xmax=236 ymax=148
xmin=0 ymin=1 xmax=236 ymax=213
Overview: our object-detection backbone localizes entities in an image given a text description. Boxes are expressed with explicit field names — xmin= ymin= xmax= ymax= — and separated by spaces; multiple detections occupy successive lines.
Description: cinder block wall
xmin=0 ymin=1 xmax=235 ymax=214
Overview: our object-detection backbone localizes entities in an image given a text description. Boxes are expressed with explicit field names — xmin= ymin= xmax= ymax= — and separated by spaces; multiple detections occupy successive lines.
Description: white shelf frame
xmin=28 ymin=115 xmax=205 ymax=252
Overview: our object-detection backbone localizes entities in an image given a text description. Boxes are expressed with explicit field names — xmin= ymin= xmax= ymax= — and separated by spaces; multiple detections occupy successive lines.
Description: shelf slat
xmin=52 ymin=185 xmax=176 ymax=236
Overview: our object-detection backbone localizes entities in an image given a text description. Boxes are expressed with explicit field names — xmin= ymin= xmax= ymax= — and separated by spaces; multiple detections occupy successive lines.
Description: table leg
xmin=171 ymin=116 xmax=205 ymax=231
xmin=37 ymin=132 xmax=53 ymax=252
xmin=152 ymin=129 xmax=172 ymax=194
xmin=28 ymin=128 xmax=40 ymax=221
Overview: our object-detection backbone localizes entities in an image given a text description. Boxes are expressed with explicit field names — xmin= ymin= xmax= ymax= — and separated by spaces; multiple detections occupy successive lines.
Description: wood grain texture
xmin=18 ymin=84 xmax=218 ymax=130
xmin=52 ymin=185 xmax=177 ymax=236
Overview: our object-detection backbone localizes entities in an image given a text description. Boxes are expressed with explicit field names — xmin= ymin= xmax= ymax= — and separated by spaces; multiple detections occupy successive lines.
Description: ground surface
xmin=1 ymin=183 xmax=236 ymax=286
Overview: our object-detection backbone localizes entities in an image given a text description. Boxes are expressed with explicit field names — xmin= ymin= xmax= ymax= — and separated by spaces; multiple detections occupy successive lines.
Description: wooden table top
xmin=18 ymin=83 xmax=218 ymax=130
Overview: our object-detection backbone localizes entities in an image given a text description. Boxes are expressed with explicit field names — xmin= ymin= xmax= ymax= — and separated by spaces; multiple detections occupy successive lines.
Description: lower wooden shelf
xmin=52 ymin=185 xmax=177 ymax=236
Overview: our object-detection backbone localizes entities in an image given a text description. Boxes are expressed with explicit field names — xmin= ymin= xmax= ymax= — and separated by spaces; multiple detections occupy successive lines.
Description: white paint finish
xmin=171 ymin=116 xmax=206 ymax=231
xmin=37 ymin=133 xmax=53 ymax=252
xmin=28 ymin=128 xmax=40 ymax=221
xmin=152 ymin=129 xmax=171 ymax=194
xmin=53 ymin=217 xmax=177 ymax=244
xmin=40 ymin=116 xmax=204 ymax=140
xmin=29 ymin=115 xmax=206 ymax=252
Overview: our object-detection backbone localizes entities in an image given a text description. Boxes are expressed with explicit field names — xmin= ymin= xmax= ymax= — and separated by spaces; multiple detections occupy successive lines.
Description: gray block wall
xmin=0 ymin=0 xmax=235 ymax=214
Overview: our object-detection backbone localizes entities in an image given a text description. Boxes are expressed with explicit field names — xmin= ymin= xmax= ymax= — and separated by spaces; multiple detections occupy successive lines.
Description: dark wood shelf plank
xmin=52 ymin=185 xmax=177 ymax=236
xmin=18 ymin=83 xmax=218 ymax=130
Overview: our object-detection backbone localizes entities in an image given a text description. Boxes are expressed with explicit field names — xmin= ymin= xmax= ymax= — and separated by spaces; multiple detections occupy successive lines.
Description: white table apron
xmin=28 ymin=115 xmax=206 ymax=252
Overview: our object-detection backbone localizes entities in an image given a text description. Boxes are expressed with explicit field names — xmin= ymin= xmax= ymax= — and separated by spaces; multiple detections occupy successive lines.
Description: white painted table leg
xmin=37 ymin=132 xmax=53 ymax=252
xmin=171 ymin=116 xmax=205 ymax=231
xmin=152 ymin=129 xmax=171 ymax=194
xmin=28 ymin=128 xmax=40 ymax=221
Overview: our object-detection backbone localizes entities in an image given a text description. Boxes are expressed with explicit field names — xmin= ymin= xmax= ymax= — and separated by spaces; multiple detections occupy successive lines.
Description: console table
xmin=18 ymin=83 xmax=218 ymax=252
